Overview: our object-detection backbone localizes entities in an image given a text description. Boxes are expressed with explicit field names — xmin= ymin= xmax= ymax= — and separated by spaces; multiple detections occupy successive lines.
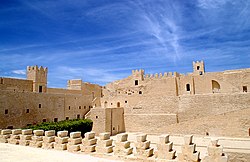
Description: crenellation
xmin=81 ymin=132 xmax=97 ymax=153
xmin=114 ymin=133 xmax=133 ymax=156
xmin=96 ymin=132 xmax=114 ymax=154
xmin=178 ymin=135 xmax=200 ymax=162
xmin=134 ymin=134 xmax=154 ymax=158
xmin=203 ymin=139 xmax=228 ymax=162
xmin=67 ymin=132 xmax=82 ymax=152
xmin=19 ymin=129 xmax=32 ymax=146
xmin=54 ymin=131 xmax=69 ymax=150
xmin=29 ymin=130 xmax=44 ymax=148
xmin=42 ymin=130 xmax=56 ymax=149
xmin=8 ymin=129 xmax=22 ymax=145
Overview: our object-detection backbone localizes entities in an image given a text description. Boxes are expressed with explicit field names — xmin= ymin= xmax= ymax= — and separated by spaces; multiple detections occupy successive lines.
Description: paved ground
xmin=0 ymin=143 xmax=120 ymax=162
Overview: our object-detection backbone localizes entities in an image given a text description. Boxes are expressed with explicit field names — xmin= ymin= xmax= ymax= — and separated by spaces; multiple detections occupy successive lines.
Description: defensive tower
xmin=26 ymin=65 xmax=48 ymax=93
xmin=193 ymin=60 xmax=205 ymax=75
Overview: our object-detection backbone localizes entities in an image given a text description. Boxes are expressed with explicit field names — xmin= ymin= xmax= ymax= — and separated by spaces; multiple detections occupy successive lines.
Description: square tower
xmin=27 ymin=65 xmax=48 ymax=93
xmin=193 ymin=61 xmax=205 ymax=75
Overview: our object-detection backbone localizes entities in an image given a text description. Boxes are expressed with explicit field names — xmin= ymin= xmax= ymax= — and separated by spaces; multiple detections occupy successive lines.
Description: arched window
xmin=212 ymin=80 xmax=220 ymax=93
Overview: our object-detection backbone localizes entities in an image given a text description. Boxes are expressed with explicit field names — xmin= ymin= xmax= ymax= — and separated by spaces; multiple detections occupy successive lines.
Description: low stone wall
xmin=1 ymin=129 xmax=249 ymax=162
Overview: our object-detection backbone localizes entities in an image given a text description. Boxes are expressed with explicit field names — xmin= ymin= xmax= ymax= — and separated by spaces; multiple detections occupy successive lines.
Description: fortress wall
xmin=47 ymin=88 xmax=82 ymax=95
xmin=0 ymin=91 xmax=93 ymax=129
xmin=0 ymin=78 xmax=33 ymax=92
xmin=124 ymin=114 xmax=177 ymax=133
xmin=178 ymin=93 xmax=250 ymax=122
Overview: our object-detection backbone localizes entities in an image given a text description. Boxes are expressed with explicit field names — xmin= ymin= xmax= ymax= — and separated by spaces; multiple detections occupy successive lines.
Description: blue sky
xmin=0 ymin=0 xmax=250 ymax=88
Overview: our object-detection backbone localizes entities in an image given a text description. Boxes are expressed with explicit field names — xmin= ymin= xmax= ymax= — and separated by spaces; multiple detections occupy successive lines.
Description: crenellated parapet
xmin=144 ymin=72 xmax=180 ymax=79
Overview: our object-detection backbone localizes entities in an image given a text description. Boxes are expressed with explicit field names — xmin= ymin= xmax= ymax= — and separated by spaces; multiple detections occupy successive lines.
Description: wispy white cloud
xmin=12 ymin=70 xmax=26 ymax=75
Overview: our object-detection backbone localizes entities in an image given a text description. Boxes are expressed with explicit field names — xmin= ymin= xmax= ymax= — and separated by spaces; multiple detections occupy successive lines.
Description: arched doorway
xmin=212 ymin=80 xmax=220 ymax=93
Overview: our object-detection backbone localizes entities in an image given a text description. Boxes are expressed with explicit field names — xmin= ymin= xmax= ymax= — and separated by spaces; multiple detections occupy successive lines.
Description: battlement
xmin=144 ymin=72 xmax=180 ymax=79
xmin=132 ymin=69 xmax=144 ymax=75
xmin=27 ymin=65 xmax=48 ymax=73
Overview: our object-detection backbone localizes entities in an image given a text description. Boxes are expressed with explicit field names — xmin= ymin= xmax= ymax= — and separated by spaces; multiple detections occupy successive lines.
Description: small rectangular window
xmin=42 ymin=119 xmax=47 ymax=122
xmin=69 ymin=106 xmax=71 ymax=110
xmin=39 ymin=86 xmax=43 ymax=93
xmin=54 ymin=118 xmax=58 ymax=122
xmin=79 ymin=106 xmax=81 ymax=109
xmin=27 ymin=124 xmax=31 ymax=126
xmin=243 ymin=86 xmax=247 ymax=92
xmin=197 ymin=66 xmax=200 ymax=70
xmin=5 ymin=109 xmax=8 ymax=114
xmin=125 ymin=101 xmax=127 ymax=103
xmin=199 ymin=71 xmax=203 ymax=75
xmin=77 ymin=114 xmax=80 ymax=119
xmin=139 ymin=91 xmax=142 ymax=94
xmin=135 ymin=80 xmax=138 ymax=86
xmin=26 ymin=109 xmax=29 ymax=113
xmin=39 ymin=104 xmax=41 ymax=108
xmin=66 ymin=117 xmax=69 ymax=120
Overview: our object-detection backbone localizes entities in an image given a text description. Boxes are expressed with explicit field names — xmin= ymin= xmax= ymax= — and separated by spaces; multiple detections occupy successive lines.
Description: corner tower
xmin=132 ymin=69 xmax=144 ymax=86
xmin=27 ymin=65 xmax=48 ymax=93
xmin=193 ymin=60 xmax=205 ymax=75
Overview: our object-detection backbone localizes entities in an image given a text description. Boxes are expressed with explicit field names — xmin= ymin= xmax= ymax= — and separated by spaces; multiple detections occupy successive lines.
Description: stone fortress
xmin=0 ymin=61 xmax=250 ymax=137
xmin=0 ymin=61 xmax=250 ymax=161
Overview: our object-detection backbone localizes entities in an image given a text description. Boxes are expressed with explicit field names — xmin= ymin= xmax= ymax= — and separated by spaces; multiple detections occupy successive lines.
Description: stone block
xmin=19 ymin=140 xmax=30 ymax=146
xmin=54 ymin=143 xmax=67 ymax=150
xmin=22 ymin=129 xmax=32 ymax=135
xmin=184 ymin=135 xmax=193 ymax=145
xmin=8 ymin=138 xmax=19 ymax=145
xmin=42 ymin=142 xmax=55 ymax=149
xmin=135 ymin=140 xmax=150 ymax=150
xmin=12 ymin=129 xmax=22 ymax=135
xmin=45 ymin=130 xmax=55 ymax=137
xmin=80 ymin=145 xmax=96 ymax=153
xmin=114 ymin=147 xmax=133 ymax=156
xmin=157 ymin=142 xmax=173 ymax=152
xmin=57 ymin=131 xmax=68 ymax=137
xmin=10 ymin=135 xmax=20 ymax=139
xmin=99 ymin=132 xmax=110 ymax=140
xmin=84 ymin=132 xmax=95 ymax=140
xmin=115 ymin=141 xmax=130 ymax=149
xmin=20 ymin=135 xmax=32 ymax=140
xmin=157 ymin=150 xmax=176 ymax=160
xmin=55 ymin=137 xmax=68 ymax=144
xmin=70 ymin=132 xmax=81 ymax=139
xmin=116 ymin=133 xmax=128 ymax=142
xmin=82 ymin=138 xmax=97 ymax=146
xmin=29 ymin=141 xmax=43 ymax=148
xmin=67 ymin=144 xmax=80 ymax=152
xmin=43 ymin=136 xmax=55 ymax=143
xmin=97 ymin=139 xmax=113 ymax=147
xmin=68 ymin=138 xmax=82 ymax=145
xmin=159 ymin=134 xmax=170 ymax=144
xmin=33 ymin=130 xmax=44 ymax=136
xmin=136 ymin=134 xmax=147 ymax=142
xmin=31 ymin=136 xmax=43 ymax=141
xmin=1 ymin=129 xmax=11 ymax=135
xmin=96 ymin=145 xmax=113 ymax=153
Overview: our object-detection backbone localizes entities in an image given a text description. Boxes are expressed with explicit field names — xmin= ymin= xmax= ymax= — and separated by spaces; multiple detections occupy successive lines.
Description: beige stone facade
xmin=0 ymin=61 xmax=250 ymax=138
xmin=0 ymin=66 xmax=101 ymax=128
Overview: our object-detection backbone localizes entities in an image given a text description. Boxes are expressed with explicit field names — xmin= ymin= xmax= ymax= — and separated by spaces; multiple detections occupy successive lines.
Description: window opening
xmin=186 ymin=84 xmax=190 ymax=91
xmin=135 ymin=80 xmax=138 ymax=85
xmin=243 ymin=86 xmax=247 ymax=92
xmin=39 ymin=86 xmax=42 ymax=93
